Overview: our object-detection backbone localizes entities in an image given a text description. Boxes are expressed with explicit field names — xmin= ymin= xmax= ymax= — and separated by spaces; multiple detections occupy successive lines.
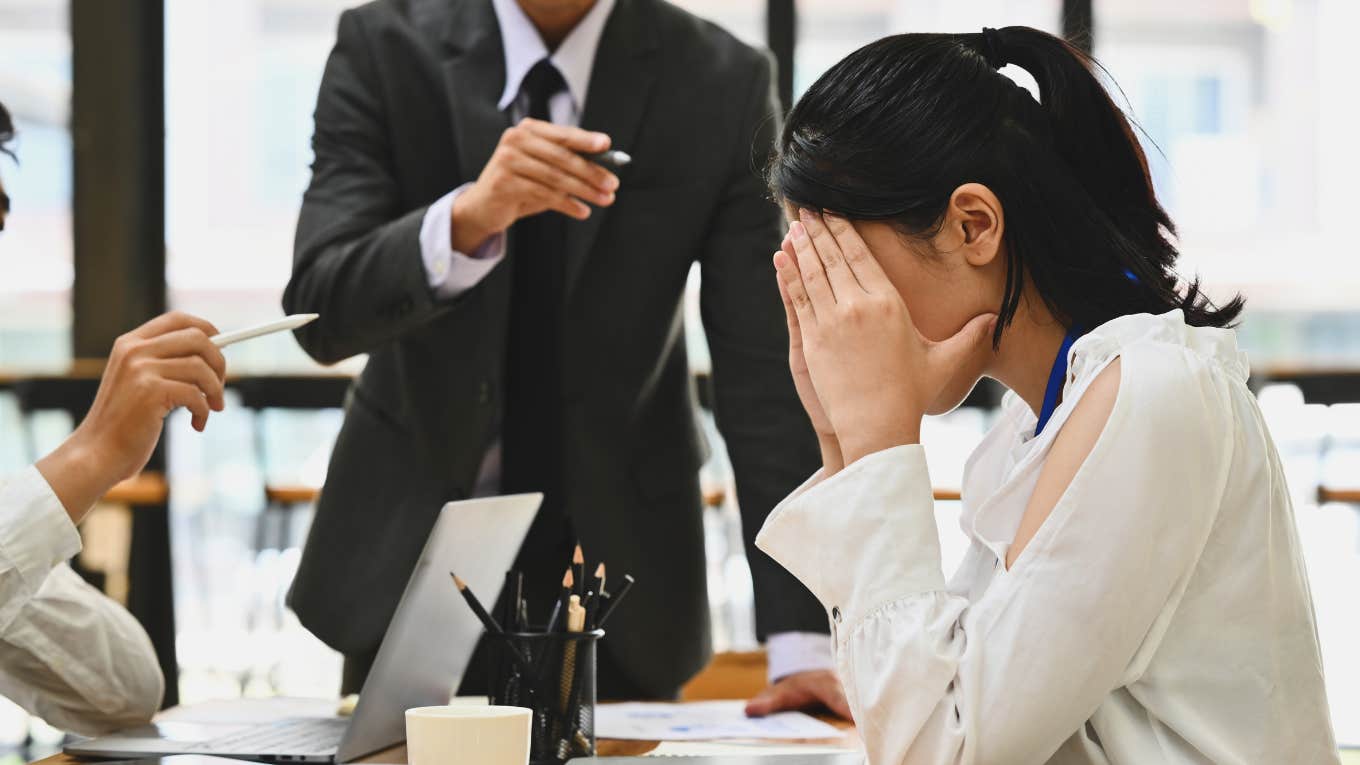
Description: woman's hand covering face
xmin=772 ymin=209 xmax=996 ymax=466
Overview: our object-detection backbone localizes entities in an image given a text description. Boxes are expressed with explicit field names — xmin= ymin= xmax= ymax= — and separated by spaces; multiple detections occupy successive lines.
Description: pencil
xmin=592 ymin=563 xmax=606 ymax=604
xmin=451 ymin=573 xmax=530 ymax=671
xmin=585 ymin=561 xmax=605 ymax=628
xmin=451 ymin=573 xmax=500 ymax=633
xmin=572 ymin=544 xmax=585 ymax=599
xmin=545 ymin=568 xmax=573 ymax=634
xmin=556 ymin=595 xmax=587 ymax=760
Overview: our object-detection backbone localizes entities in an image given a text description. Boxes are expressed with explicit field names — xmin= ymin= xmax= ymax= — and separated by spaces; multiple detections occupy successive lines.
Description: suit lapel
xmin=563 ymin=0 xmax=660 ymax=297
xmin=439 ymin=0 xmax=511 ymax=186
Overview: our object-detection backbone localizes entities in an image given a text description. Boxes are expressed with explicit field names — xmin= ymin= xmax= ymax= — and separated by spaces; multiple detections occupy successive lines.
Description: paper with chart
xmin=644 ymin=741 xmax=862 ymax=757
xmin=596 ymin=700 xmax=847 ymax=741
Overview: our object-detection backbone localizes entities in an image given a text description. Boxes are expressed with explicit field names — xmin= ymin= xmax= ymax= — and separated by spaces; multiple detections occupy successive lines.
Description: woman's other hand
xmin=774 ymin=210 xmax=995 ymax=467
xmin=37 ymin=311 xmax=227 ymax=523
xmin=775 ymin=233 xmax=844 ymax=473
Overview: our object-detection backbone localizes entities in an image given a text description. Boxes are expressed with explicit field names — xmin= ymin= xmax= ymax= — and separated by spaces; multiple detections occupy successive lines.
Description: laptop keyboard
xmin=199 ymin=717 xmax=349 ymax=756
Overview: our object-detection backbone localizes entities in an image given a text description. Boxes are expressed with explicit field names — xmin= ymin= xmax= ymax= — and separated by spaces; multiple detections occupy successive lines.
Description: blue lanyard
xmin=1035 ymin=328 xmax=1083 ymax=437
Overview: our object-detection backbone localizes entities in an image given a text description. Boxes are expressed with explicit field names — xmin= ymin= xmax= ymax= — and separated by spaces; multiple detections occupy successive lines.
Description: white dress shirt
xmin=0 ymin=466 xmax=163 ymax=736
xmin=417 ymin=0 xmax=831 ymax=681
xmin=757 ymin=310 xmax=1339 ymax=764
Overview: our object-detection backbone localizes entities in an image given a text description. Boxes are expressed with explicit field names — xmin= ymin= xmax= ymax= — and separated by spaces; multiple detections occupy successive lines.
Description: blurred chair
xmin=230 ymin=375 xmax=349 ymax=694
xmin=232 ymin=375 xmax=349 ymax=552
xmin=1256 ymin=369 xmax=1360 ymax=507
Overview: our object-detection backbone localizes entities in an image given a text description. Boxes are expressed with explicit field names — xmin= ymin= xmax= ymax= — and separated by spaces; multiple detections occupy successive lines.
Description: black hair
xmin=769 ymin=26 xmax=1243 ymax=343
xmin=0 ymin=100 xmax=13 ymax=160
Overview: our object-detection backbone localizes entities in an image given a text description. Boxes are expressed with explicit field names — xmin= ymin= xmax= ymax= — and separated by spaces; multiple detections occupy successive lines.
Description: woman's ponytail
xmin=772 ymin=26 xmax=1243 ymax=335
xmin=976 ymin=25 xmax=1245 ymax=330
xmin=980 ymin=27 xmax=1171 ymax=241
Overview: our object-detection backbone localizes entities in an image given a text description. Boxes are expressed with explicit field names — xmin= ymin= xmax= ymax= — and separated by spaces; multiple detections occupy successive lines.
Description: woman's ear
xmin=944 ymin=183 xmax=1004 ymax=267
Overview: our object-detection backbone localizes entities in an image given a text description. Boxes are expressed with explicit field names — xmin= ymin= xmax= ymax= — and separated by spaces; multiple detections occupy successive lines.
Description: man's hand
xmin=745 ymin=669 xmax=852 ymax=721
xmin=36 ymin=311 xmax=227 ymax=524
xmin=450 ymin=118 xmax=620 ymax=253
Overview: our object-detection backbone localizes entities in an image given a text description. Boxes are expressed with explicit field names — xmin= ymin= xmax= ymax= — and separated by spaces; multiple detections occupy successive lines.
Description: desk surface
xmin=32 ymin=705 xmax=857 ymax=765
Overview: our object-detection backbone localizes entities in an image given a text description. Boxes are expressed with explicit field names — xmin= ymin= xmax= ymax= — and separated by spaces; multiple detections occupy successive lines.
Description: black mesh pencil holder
xmin=488 ymin=629 xmax=603 ymax=765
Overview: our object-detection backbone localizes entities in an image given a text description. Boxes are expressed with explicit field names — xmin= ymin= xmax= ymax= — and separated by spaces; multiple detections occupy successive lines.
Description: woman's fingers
xmin=822 ymin=213 xmax=894 ymax=294
xmin=148 ymin=357 xmax=226 ymax=412
xmin=774 ymin=256 xmax=803 ymax=346
xmin=773 ymin=250 xmax=817 ymax=327
xmin=130 ymin=310 xmax=220 ymax=341
xmin=139 ymin=328 xmax=228 ymax=382
xmin=160 ymin=380 xmax=213 ymax=432
xmin=798 ymin=209 xmax=859 ymax=298
xmin=788 ymin=221 xmax=836 ymax=311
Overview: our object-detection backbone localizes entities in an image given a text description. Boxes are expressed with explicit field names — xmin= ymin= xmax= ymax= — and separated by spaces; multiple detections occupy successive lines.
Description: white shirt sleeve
xmin=419 ymin=183 xmax=508 ymax=299
xmin=766 ymin=631 xmax=833 ymax=683
xmin=0 ymin=467 xmax=163 ymax=736
xmin=756 ymin=344 xmax=1234 ymax=764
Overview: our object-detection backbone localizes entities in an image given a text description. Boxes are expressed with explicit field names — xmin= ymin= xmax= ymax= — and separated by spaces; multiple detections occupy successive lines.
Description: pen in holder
xmin=488 ymin=628 xmax=604 ymax=765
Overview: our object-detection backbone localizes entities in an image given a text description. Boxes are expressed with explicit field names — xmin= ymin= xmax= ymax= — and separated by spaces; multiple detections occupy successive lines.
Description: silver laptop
xmin=66 ymin=494 xmax=542 ymax=764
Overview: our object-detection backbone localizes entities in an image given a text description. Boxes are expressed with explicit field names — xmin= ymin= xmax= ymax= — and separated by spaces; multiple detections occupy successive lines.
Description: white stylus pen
xmin=210 ymin=314 xmax=319 ymax=348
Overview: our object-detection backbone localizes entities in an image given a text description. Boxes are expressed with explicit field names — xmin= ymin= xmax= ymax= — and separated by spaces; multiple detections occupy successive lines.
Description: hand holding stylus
xmin=37 ymin=311 xmax=227 ymax=522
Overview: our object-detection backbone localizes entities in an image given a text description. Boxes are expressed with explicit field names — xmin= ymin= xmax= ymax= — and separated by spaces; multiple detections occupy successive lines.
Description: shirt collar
xmin=492 ymin=0 xmax=617 ymax=114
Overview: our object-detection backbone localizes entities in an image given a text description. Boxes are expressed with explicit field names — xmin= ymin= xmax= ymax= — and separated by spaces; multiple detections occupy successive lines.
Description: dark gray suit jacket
xmin=284 ymin=0 xmax=824 ymax=696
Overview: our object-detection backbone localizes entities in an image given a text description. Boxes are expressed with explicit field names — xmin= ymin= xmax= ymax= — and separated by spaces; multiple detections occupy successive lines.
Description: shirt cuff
xmin=0 ymin=466 xmax=82 ymax=592
xmin=755 ymin=445 xmax=944 ymax=635
xmin=419 ymin=183 xmax=507 ymax=300
xmin=766 ymin=631 xmax=834 ymax=683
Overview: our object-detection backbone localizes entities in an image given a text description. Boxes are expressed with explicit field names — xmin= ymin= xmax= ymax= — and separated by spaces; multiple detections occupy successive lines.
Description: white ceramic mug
xmin=405 ymin=704 xmax=532 ymax=765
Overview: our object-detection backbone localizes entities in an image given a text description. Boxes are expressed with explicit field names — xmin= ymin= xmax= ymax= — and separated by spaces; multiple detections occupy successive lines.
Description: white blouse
xmin=0 ymin=466 xmax=163 ymax=735
xmin=757 ymin=311 xmax=1339 ymax=764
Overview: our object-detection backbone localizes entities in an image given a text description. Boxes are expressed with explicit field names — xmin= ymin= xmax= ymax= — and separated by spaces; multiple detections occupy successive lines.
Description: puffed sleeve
xmin=0 ymin=468 xmax=163 ymax=735
xmin=757 ymin=344 xmax=1234 ymax=764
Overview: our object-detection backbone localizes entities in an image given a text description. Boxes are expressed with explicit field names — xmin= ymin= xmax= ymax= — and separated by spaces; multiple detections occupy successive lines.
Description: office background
xmin=1 ymin=0 xmax=1358 ymax=757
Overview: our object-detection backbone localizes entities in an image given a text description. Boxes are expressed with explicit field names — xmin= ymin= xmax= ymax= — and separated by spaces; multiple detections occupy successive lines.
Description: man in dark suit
xmin=284 ymin=0 xmax=846 ymax=714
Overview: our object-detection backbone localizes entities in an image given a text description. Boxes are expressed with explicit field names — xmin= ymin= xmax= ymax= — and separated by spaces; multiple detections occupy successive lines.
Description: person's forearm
xmin=34 ymin=431 xmax=120 ymax=526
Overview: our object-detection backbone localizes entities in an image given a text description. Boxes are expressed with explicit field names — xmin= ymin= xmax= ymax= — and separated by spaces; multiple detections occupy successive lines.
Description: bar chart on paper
xmin=596 ymin=701 xmax=848 ymax=741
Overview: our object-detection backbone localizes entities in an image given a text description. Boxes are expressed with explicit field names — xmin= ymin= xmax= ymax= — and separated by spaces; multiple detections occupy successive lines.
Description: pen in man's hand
xmin=581 ymin=149 xmax=631 ymax=169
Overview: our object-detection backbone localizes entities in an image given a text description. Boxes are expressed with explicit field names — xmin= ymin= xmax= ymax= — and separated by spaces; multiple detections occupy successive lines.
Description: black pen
xmin=580 ymin=149 xmax=631 ymax=169
xmin=503 ymin=570 xmax=523 ymax=632
xmin=597 ymin=573 xmax=634 ymax=628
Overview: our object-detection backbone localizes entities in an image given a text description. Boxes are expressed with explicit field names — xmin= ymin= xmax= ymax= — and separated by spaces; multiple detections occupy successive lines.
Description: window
xmin=795 ymin=0 xmax=1061 ymax=97
xmin=1096 ymin=1 xmax=1360 ymax=363
xmin=164 ymin=0 xmax=355 ymax=374
xmin=0 ymin=0 xmax=72 ymax=367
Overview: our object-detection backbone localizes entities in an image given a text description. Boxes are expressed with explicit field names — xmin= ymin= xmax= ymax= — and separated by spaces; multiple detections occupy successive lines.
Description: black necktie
xmin=501 ymin=60 xmax=570 ymax=561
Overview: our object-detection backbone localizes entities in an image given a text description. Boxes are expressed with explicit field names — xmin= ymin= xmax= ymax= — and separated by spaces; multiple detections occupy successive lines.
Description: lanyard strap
xmin=1035 ymin=328 xmax=1083 ymax=437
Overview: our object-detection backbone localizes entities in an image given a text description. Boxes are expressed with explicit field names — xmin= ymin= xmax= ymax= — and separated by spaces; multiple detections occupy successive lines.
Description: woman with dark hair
xmin=754 ymin=27 xmax=1338 ymax=764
